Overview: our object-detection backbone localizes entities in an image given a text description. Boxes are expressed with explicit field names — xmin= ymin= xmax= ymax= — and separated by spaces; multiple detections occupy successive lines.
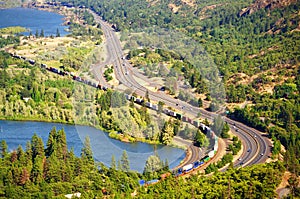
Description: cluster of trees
xmin=0 ymin=128 xmax=288 ymax=198
xmin=0 ymin=128 xmax=141 ymax=198
xmin=0 ymin=53 xmax=75 ymax=123
xmin=103 ymin=65 xmax=113 ymax=81
xmin=0 ymin=35 xmax=19 ymax=48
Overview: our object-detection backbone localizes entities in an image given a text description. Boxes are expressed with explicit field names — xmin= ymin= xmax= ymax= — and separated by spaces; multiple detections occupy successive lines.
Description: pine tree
xmin=35 ymin=30 xmax=39 ymax=38
xmin=0 ymin=140 xmax=8 ymax=158
xmin=56 ymin=28 xmax=60 ymax=37
xmin=46 ymin=127 xmax=56 ymax=157
xmin=31 ymin=134 xmax=44 ymax=161
xmin=19 ymin=168 xmax=30 ymax=185
xmin=40 ymin=29 xmax=44 ymax=37
xmin=110 ymin=155 xmax=116 ymax=170
xmin=121 ymin=150 xmax=130 ymax=172
xmin=81 ymin=136 xmax=93 ymax=162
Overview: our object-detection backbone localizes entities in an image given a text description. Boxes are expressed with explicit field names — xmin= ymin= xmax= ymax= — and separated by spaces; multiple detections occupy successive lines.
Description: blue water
xmin=0 ymin=120 xmax=185 ymax=173
xmin=0 ymin=7 xmax=68 ymax=36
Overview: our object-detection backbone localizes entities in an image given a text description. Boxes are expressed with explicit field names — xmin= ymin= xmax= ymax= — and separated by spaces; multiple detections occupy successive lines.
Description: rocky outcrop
xmin=239 ymin=0 xmax=297 ymax=17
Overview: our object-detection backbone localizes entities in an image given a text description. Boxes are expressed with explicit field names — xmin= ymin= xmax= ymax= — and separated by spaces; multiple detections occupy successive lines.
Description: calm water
xmin=0 ymin=120 xmax=185 ymax=173
xmin=0 ymin=7 xmax=68 ymax=36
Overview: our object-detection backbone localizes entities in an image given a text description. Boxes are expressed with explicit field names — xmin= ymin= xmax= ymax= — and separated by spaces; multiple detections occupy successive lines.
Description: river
xmin=0 ymin=120 xmax=185 ymax=173
xmin=0 ymin=7 xmax=68 ymax=36
xmin=0 ymin=7 xmax=185 ymax=172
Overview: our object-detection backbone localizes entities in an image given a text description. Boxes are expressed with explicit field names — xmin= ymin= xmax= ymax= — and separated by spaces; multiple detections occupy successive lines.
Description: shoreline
xmin=0 ymin=4 xmax=188 ymax=162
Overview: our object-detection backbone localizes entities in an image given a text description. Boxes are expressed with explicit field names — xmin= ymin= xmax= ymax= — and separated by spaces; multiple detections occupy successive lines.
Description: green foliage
xmin=103 ymin=65 xmax=113 ymax=82
xmin=0 ymin=26 xmax=27 ymax=35
xmin=143 ymin=154 xmax=163 ymax=174
xmin=0 ymin=128 xmax=288 ymax=198
xmin=120 ymin=150 xmax=130 ymax=172
xmin=194 ymin=130 xmax=209 ymax=147
xmin=140 ymin=162 xmax=285 ymax=198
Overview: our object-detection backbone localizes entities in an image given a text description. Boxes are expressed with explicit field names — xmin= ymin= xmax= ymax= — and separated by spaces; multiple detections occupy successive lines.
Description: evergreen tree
xmin=120 ymin=150 xmax=130 ymax=172
xmin=110 ymin=155 xmax=116 ymax=170
xmin=143 ymin=155 xmax=163 ymax=174
xmin=81 ymin=136 xmax=93 ymax=162
xmin=31 ymin=134 xmax=44 ymax=161
xmin=0 ymin=140 xmax=8 ymax=158
xmin=117 ymin=159 xmax=122 ymax=171
xmin=46 ymin=127 xmax=56 ymax=157
xmin=212 ymin=115 xmax=224 ymax=137
xmin=35 ymin=30 xmax=39 ymax=38
xmin=56 ymin=28 xmax=60 ymax=37
xmin=40 ymin=29 xmax=44 ymax=37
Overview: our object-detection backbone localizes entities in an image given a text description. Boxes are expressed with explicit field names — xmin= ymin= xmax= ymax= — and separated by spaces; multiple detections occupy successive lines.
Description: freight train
xmin=12 ymin=53 xmax=220 ymax=185
xmin=10 ymin=54 xmax=215 ymax=140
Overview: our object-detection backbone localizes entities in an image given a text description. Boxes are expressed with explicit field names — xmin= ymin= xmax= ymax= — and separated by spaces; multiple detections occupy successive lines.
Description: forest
xmin=0 ymin=129 xmax=288 ymax=198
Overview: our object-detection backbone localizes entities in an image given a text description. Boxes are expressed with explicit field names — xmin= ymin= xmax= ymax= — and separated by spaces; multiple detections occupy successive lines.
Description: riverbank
xmin=0 ymin=4 xmax=189 ymax=152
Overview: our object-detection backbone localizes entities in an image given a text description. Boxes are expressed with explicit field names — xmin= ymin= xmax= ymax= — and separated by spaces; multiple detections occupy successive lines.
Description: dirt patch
xmin=168 ymin=3 xmax=181 ymax=13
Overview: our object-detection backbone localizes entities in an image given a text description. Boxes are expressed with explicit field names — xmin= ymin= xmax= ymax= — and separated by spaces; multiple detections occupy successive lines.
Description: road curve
xmin=89 ymin=10 xmax=270 ymax=168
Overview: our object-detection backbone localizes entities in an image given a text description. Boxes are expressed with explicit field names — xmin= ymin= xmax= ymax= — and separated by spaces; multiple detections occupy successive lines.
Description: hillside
xmin=1 ymin=0 xmax=299 ymax=197
xmin=240 ymin=0 xmax=298 ymax=16
xmin=0 ymin=0 xmax=22 ymax=8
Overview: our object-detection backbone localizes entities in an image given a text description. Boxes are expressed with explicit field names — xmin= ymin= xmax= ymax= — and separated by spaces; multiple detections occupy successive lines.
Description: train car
xmin=203 ymin=155 xmax=210 ymax=162
xmin=160 ymin=172 xmax=171 ymax=180
xmin=40 ymin=63 xmax=47 ymax=68
xmin=92 ymin=82 xmax=98 ymax=88
xmin=193 ymin=120 xmax=200 ymax=128
xmin=187 ymin=118 xmax=192 ymax=124
xmin=131 ymin=96 xmax=136 ymax=102
xmin=145 ymin=101 xmax=152 ymax=108
xmin=163 ymin=108 xmax=170 ymax=115
xmin=193 ymin=161 xmax=201 ymax=169
xmin=135 ymin=98 xmax=144 ymax=104
xmin=13 ymin=54 xmax=21 ymax=59
xmin=208 ymin=150 xmax=215 ymax=158
xmin=199 ymin=123 xmax=205 ymax=131
xmin=169 ymin=111 xmax=176 ymax=117
xmin=152 ymin=104 xmax=158 ymax=111
xmin=176 ymin=168 xmax=183 ymax=176
xmin=182 ymin=116 xmax=188 ymax=122
xmin=175 ymin=113 xmax=182 ymax=120
xmin=199 ymin=160 xmax=204 ymax=166
xmin=182 ymin=164 xmax=193 ymax=173
xmin=146 ymin=179 xmax=159 ymax=185
xmin=124 ymin=94 xmax=131 ymax=100
xmin=28 ymin=59 xmax=35 ymax=65
xmin=214 ymin=143 xmax=218 ymax=151
xmin=139 ymin=179 xmax=145 ymax=186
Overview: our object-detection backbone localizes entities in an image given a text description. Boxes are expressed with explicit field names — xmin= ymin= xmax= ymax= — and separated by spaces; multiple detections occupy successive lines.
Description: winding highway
xmin=89 ymin=11 xmax=271 ymax=168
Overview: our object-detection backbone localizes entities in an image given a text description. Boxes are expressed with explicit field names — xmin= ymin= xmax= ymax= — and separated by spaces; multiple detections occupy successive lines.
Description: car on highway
xmin=247 ymin=148 xmax=251 ymax=152
xmin=260 ymin=153 xmax=264 ymax=156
